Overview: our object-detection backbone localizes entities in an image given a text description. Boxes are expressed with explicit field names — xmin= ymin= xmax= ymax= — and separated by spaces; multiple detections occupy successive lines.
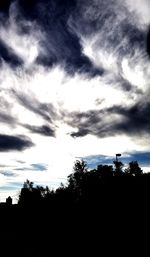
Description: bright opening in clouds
xmin=0 ymin=0 xmax=150 ymax=202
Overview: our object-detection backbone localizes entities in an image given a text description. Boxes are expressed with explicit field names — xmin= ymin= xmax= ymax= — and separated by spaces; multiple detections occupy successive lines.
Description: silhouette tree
xmin=23 ymin=179 xmax=34 ymax=190
xmin=125 ymin=161 xmax=143 ymax=176
xmin=67 ymin=160 xmax=88 ymax=201
xmin=73 ymin=159 xmax=88 ymax=173
xmin=68 ymin=160 xmax=87 ymax=185
xmin=18 ymin=180 xmax=48 ymax=206
xmin=97 ymin=164 xmax=114 ymax=178
xmin=6 ymin=196 xmax=12 ymax=206
xmin=113 ymin=160 xmax=124 ymax=175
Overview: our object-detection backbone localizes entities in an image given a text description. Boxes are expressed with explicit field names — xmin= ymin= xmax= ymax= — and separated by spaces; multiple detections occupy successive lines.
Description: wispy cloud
xmin=0 ymin=170 xmax=17 ymax=177
xmin=22 ymin=124 xmax=56 ymax=137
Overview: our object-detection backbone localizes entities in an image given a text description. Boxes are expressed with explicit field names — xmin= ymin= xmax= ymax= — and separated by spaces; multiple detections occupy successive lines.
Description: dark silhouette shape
xmin=6 ymin=196 xmax=12 ymax=205
xmin=0 ymin=157 xmax=150 ymax=256
xmin=125 ymin=161 xmax=143 ymax=176
xmin=73 ymin=159 xmax=87 ymax=173
xmin=113 ymin=160 xmax=124 ymax=175
xmin=147 ymin=28 xmax=150 ymax=56
xmin=18 ymin=179 xmax=50 ymax=207
xmin=0 ymin=0 xmax=12 ymax=16
xmin=0 ymin=134 xmax=34 ymax=151
xmin=97 ymin=164 xmax=114 ymax=178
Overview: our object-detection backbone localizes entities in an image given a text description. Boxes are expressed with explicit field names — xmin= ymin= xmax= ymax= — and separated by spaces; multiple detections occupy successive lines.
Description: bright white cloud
xmin=0 ymin=2 xmax=41 ymax=68
xmin=125 ymin=0 xmax=150 ymax=28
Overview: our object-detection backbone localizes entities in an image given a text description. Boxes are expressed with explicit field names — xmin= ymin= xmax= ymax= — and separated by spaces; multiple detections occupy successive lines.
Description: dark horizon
xmin=0 ymin=0 xmax=150 ymax=210
xmin=1 ymin=155 xmax=150 ymax=204
xmin=0 ymin=158 xmax=149 ymax=256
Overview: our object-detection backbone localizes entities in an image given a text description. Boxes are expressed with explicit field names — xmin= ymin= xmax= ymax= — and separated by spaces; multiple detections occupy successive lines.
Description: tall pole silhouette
xmin=116 ymin=153 xmax=121 ymax=162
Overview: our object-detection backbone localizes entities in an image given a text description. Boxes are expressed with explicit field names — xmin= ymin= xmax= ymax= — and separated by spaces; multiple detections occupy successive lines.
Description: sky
xmin=0 ymin=0 xmax=150 ymax=203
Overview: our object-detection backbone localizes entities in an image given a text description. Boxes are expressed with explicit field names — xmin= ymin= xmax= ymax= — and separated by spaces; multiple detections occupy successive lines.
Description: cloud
xmin=147 ymin=28 xmax=150 ymax=56
xmin=125 ymin=0 xmax=150 ymax=27
xmin=83 ymin=151 xmax=150 ymax=170
xmin=0 ymin=170 xmax=17 ymax=177
xmin=0 ymin=0 xmax=150 ymax=202
xmin=8 ymin=0 xmax=103 ymax=76
xmin=0 ymin=112 xmax=17 ymax=126
xmin=0 ymin=134 xmax=34 ymax=151
xmin=23 ymin=124 xmax=56 ymax=137
xmin=0 ymin=39 xmax=23 ymax=67
xmin=0 ymin=0 xmax=148 ymax=75
xmin=69 ymin=100 xmax=150 ymax=138
xmin=31 ymin=163 xmax=47 ymax=171
xmin=0 ymin=0 xmax=12 ymax=16
xmin=109 ymin=103 xmax=150 ymax=136
xmin=83 ymin=154 xmax=114 ymax=170
xmin=0 ymin=3 xmax=42 ymax=69
xmin=70 ymin=0 xmax=146 ymax=53
xmin=125 ymin=152 xmax=150 ymax=167
xmin=12 ymin=90 xmax=56 ymax=122
xmin=0 ymin=182 xmax=23 ymax=191
xmin=15 ymin=163 xmax=47 ymax=171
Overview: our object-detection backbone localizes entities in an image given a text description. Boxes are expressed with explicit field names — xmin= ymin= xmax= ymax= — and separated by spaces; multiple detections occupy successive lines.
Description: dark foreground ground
xmin=0 ymin=177 xmax=150 ymax=256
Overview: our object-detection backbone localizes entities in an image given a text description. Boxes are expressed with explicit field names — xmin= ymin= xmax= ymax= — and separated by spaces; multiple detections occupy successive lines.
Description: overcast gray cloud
xmin=23 ymin=124 xmax=56 ymax=137
xmin=68 ymin=101 xmax=150 ymax=138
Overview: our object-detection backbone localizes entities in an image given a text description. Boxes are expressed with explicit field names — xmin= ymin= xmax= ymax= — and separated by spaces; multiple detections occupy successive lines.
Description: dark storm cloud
xmin=68 ymin=109 xmax=103 ymax=138
xmin=147 ymin=28 xmax=150 ymax=56
xmin=0 ymin=0 xmax=147 ymax=75
xmin=69 ymin=101 xmax=150 ymax=138
xmin=0 ymin=0 xmax=149 ymax=142
xmin=23 ymin=124 xmax=55 ymax=137
xmin=0 ymin=39 xmax=23 ymax=67
xmin=110 ymin=102 xmax=150 ymax=136
xmin=12 ymin=90 xmax=57 ymax=122
xmin=0 ymin=0 xmax=12 ymax=17
xmin=71 ymin=0 xmax=147 ymax=56
xmin=5 ymin=0 xmax=103 ymax=76
xmin=0 ymin=134 xmax=34 ymax=151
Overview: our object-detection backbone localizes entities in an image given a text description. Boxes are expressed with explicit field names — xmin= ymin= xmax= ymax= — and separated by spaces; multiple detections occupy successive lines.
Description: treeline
xmin=0 ymin=159 xmax=150 ymax=256
xmin=18 ymin=159 xmax=148 ymax=208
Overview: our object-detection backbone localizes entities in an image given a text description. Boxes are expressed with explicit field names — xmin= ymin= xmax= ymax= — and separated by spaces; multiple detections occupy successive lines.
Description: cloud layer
xmin=0 ymin=0 xmax=150 ymax=202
